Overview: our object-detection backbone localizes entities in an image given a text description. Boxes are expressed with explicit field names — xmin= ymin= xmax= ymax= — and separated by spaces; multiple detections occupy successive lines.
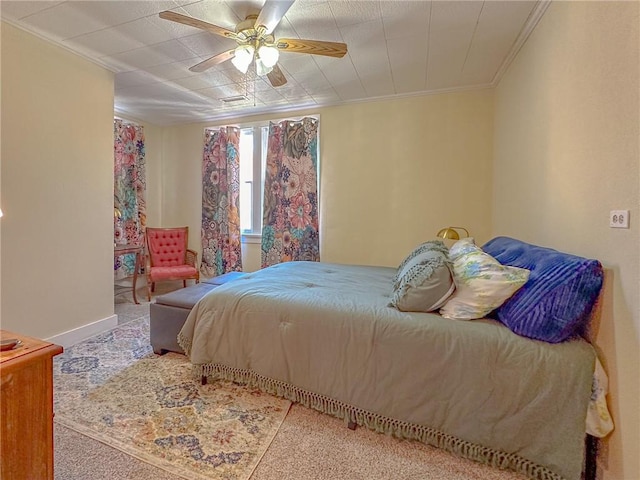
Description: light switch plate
xmin=610 ymin=210 xmax=630 ymax=228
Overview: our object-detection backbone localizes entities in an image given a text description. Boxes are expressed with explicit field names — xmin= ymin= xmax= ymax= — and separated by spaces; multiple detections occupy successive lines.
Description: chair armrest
xmin=186 ymin=249 xmax=198 ymax=267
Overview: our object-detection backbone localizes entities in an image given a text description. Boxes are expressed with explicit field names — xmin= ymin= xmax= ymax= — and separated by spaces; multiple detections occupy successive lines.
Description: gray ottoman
xmin=150 ymin=272 xmax=247 ymax=354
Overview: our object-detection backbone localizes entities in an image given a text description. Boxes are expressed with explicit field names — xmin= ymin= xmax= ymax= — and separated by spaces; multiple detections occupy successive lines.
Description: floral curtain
xmin=114 ymin=119 xmax=146 ymax=279
xmin=262 ymin=117 xmax=320 ymax=268
xmin=201 ymin=127 xmax=243 ymax=277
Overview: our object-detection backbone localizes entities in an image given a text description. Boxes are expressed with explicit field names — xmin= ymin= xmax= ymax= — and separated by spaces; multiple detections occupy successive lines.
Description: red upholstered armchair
xmin=145 ymin=227 xmax=199 ymax=301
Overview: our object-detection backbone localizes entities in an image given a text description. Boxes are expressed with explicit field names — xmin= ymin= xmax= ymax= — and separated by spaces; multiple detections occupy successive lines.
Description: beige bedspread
xmin=179 ymin=261 xmax=595 ymax=480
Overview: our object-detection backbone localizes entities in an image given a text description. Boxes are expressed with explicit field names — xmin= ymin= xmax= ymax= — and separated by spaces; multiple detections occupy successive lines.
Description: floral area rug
xmin=53 ymin=317 xmax=291 ymax=480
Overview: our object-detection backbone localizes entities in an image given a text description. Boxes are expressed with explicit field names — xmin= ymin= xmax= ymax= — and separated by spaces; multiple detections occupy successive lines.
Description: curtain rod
xmin=114 ymin=117 xmax=142 ymax=127
xmin=205 ymin=114 xmax=319 ymax=131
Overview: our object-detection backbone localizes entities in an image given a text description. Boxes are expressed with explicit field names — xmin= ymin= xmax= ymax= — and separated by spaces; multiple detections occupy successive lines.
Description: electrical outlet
xmin=609 ymin=210 xmax=630 ymax=228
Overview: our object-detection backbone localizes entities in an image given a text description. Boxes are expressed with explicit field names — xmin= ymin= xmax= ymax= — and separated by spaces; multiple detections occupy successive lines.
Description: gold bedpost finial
xmin=436 ymin=226 xmax=470 ymax=241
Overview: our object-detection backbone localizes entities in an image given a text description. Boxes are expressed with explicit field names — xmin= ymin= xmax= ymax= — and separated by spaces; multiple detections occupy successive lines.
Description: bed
xmin=178 ymin=237 xmax=612 ymax=480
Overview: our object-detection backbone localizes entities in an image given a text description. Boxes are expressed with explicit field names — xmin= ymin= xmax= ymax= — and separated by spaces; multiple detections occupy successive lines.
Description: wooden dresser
xmin=0 ymin=331 xmax=63 ymax=480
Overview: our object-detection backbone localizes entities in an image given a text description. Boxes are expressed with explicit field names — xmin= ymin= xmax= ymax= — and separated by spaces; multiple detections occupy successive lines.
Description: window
xmin=239 ymin=125 xmax=268 ymax=236
xmin=233 ymin=116 xmax=319 ymax=238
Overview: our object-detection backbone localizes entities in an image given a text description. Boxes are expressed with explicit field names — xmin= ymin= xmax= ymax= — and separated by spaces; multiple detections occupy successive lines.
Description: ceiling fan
xmin=159 ymin=0 xmax=348 ymax=88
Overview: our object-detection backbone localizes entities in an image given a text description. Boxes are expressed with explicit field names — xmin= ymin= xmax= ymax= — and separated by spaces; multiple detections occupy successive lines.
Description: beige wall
xmin=158 ymin=91 xmax=494 ymax=272
xmin=1 ymin=22 xmax=115 ymax=338
xmin=144 ymin=122 xmax=164 ymax=228
xmin=157 ymin=123 xmax=207 ymax=248
xmin=319 ymin=93 xmax=493 ymax=266
xmin=493 ymin=3 xmax=639 ymax=479
xmin=0 ymin=23 xmax=3 ymax=322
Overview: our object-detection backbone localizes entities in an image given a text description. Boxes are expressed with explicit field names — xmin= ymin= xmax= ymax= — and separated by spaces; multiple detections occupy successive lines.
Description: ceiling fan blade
xmin=276 ymin=38 xmax=347 ymax=58
xmin=189 ymin=50 xmax=236 ymax=73
xmin=159 ymin=11 xmax=236 ymax=39
xmin=255 ymin=0 xmax=295 ymax=35
xmin=267 ymin=64 xmax=287 ymax=87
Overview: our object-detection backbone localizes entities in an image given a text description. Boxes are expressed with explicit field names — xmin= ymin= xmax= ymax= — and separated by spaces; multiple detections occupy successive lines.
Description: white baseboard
xmin=46 ymin=314 xmax=118 ymax=348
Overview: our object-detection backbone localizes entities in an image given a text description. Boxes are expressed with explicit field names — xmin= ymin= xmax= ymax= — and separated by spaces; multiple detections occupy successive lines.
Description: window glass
xmin=239 ymin=128 xmax=254 ymax=233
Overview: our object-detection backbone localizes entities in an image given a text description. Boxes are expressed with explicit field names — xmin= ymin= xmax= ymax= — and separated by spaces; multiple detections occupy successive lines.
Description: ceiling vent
xmin=221 ymin=95 xmax=249 ymax=103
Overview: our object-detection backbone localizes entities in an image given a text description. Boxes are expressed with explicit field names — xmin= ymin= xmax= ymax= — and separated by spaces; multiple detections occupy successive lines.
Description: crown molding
xmin=491 ymin=0 xmax=552 ymax=87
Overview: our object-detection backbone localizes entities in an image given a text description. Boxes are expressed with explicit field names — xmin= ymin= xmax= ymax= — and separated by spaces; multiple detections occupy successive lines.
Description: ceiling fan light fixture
xmin=231 ymin=44 xmax=254 ymax=73
xmin=255 ymin=57 xmax=274 ymax=76
xmin=258 ymin=45 xmax=279 ymax=68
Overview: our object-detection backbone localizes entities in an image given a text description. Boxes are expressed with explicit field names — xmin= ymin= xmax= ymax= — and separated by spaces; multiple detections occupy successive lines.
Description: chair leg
xmin=146 ymin=281 xmax=151 ymax=302
xmin=183 ymin=280 xmax=187 ymax=288
xmin=151 ymin=283 xmax=155 ymax=292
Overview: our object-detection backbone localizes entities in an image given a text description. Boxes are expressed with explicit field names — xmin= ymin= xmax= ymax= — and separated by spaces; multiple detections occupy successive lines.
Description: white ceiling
xmin=1 ymin=0 xmax=548 ymax=126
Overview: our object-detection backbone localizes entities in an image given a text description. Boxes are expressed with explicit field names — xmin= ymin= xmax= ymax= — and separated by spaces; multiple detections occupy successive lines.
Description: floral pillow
xmin=390 ymin=240 xmax=455 ymax=312
xmin=439 ymin=238 xmax=530 ymax=320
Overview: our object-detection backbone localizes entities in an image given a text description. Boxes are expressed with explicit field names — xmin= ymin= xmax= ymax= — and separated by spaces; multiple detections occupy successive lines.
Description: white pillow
xmin=390 ymin=241 xmax=455 ymax=312
xmin=439 ymin=238 xmax=530 ymax=320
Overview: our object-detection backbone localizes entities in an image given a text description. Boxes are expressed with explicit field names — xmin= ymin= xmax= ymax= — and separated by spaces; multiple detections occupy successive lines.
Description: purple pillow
xmin=482 ymin=237 xmax=603 ymax=343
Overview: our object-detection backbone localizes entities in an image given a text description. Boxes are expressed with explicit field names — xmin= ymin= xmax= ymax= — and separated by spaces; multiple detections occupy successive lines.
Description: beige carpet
xmin=251 ymin=404 xmax=527 ymax=480
xmin=53 ymin=285 xmax=527 ymax=480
